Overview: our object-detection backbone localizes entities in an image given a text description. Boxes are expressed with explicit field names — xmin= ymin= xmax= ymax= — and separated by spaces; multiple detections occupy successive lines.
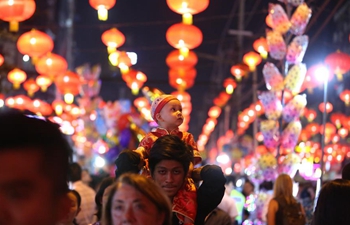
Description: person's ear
xmin=155 ymin=113 xmax=162 ymax=122
xmin=76 ymin=207 xmax=81 ymax=216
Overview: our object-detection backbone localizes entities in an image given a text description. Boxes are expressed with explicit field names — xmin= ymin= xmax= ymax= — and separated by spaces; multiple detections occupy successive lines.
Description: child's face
xmin=157 ymin=99 xmax=183 ymax=129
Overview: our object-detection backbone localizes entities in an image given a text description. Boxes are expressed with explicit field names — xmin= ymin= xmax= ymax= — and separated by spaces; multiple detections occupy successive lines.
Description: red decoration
xmin=243 ymin=51 xmax=262 ymax=71
xmin=35 ymin=75 xmax=52 ymax=92
xmin=339 ymin=89 xmax=350 ymax=106
xmin=324 ymin=51 xmax=350 ymax=81
xmin=89 ymin=0 xmax=116 ymax=21
xmin=17 ymin=29 xmax=54 ymax=61
xmin=23 ymin=78 xmax=39 ymax=97
xmin=7 ymin=68 xmax=27 ymax=89
xmin=35 ymin=52 xmax=68 ymax=79
xmin=0 ymin=54 xmax=4 ymax=66
xmin=318 ymin=102 xmax=333 ymax=113
xmin=166 ymin=23 xmax=202 ymax=56
xmin=253 ymin=37 xmax=269 ymax=59
xmin=168 ymin=68 xmax=196 ymax=91
xmin=166 ymin=50 xmax=198 ymax=70
xmin=230 ymin=64 xmax=249 ymax=81
xmin=101 ymin=28 xmax=125 ymax=53
xmin=0 ymin=0 xmax=35 ymax=31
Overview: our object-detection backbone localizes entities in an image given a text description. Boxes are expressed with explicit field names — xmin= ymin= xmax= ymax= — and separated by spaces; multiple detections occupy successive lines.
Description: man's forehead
xmin=155 ymin=160 xmax=183 ymax=168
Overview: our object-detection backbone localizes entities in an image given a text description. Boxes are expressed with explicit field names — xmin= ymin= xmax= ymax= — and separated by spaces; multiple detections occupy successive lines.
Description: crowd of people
xmin=1 ymin=95 xmax=350 ymax=225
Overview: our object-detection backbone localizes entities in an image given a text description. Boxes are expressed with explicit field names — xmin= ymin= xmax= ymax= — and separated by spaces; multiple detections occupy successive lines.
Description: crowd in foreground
xmin=1 ymin=110 xmax=350 ymax=225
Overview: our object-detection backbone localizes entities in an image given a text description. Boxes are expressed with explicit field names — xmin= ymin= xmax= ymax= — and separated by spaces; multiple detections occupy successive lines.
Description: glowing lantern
xmin=253 ymin=37 xmax=269 ymax=59
xmin=223 ymin=78 xmax=237 ymax=94
xmin=166 ymin=50 xmax=198 ymax=70
xmin=101 ymin=28 xmax=125 ymax=53
xmin=243 ymin=51 xmax=262 ymax=71
xmin=0 ymin=0 xmax=35 ymax=32
xmin=35 ymin=53 xmax=68 ymax=79
xmin=0 ymin=54 xmax=4 ymax=66
xmin=117 ymin=51 xmax=132 ymax=74
xmin=304 ymin=108 xmax=317 ymax=122
xmin=35 ymin=75 xmax=52 ymax=92
xmin=23 ymin=78 xmax=39 ymax=97
xmin=55 ymin=71 xmax=81 ymax=104
xmin=330 ymin=113 xmax=345 ymax=129
xmin=318 ymin=102 xmax=333 ymax=114
xmin=208 ymin=106 xmax=221 ymax=118
xmin=230 ymin=64 xmax=249 ymax=81
xmin=17 ymin=29 xmax=54 ymax=62
xmin=338 ymin=128 xmax=348 ymax=139
xmin=213 ymin=92 xmax=231 ymax=107
xmin=166 ymin=0 xmax=209 ymax=24
xmin=6 ymin=95 xmax=31 ymax=111
xmin=7 ymin=68 xmax=27 ymax=89
xmin=320 ymin=123 xmax=336 ymax=137
xmin=121 ymin=70 xmax=147 ymax=95
xmin=324 ymin=51 xmax=350 ymax=81
xmin=340 ymin=89 xmax=350 ymax=106
xmin=89 ymin=0 xmax=116 ymax=21
xmin=169 ymin=68 xmax=196 ymax=91
xmin=134 ymin=97 xmax=150 ymax=109
xmin=30 ymin=99 xmax=53 ymax=116
xmin=52 ymin=99 xmax=66 ymax=115
xmin=166 ymin=23 xmax=203 ymax=56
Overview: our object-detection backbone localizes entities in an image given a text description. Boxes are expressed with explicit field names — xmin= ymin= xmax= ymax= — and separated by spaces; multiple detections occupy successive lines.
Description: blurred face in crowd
xmin=111 ymin=183 xmax=164 ymax=225
xmin=59 ymin=192 xmax=80 ymax=224
xmin=0 ymin=148 xmax=69 ymax=225
xmin=152 ymin=159 xmax=186 ymax=200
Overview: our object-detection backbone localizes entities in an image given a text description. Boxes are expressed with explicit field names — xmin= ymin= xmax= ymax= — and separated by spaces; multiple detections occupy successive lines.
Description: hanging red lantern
xmin=166 ymin=23 xmax=203 ymax=56
xmin=338 ymin=128 xmax=348 ymax=139
xmin=55 ymin=71 xmax=81 ymax=104
xmin=0 ymin=54 xmax=4 ymax=66
xmin=52 ymin=99 xmax=66 ymax=115
xmin=319 ymin=102 xmax=333 ymax=114
xmin=23 ymin=78 xmax=39 ymax=97
xmin=304 ymin=108 xmax=317 ymax=122
xmin=30 ymin=99 xmax=53 ymax=116
xmin=330 ymin=113 xmax=345 ymax=129
xmin=7 ymin=68 xmax=27 ymax=89
xmin=35 ymin=52 xmax=68 ymax=79
xmin=116 ymin=51 xmax=132 ymax=74
xmin=169 ymin=68 xmax=196 ymax=91
xmin=253 ymin=37 xmax=269 ymax=59
xmin=171 ymin=91 xmax=191 ymax=102
xmin=243 ymin=51 xmax=262 ymax=71
xmin=166 ymin=0 xmax=209 ymax=24
xmin=339 ymin=89 xmax=350 ymax=106
xmin=17 ymin=29 xmax=54 ymax=62
xmin=230 ymin=64 xmax=249 ymax=81
xmin=208 ymin=106 xmax=221 ymax=118
xmin=35 ymin=75 xmax=52 ymax=92
xmin=223 ymin=78 xmax=237 ymax=94
xmin=166 ymin=50 xmax=198 ymax=70
xmin=0 ymin=0 xmax=35 ymax=32
xmin=89 ymin=0 xmax=116 ymax=21
xmin=121 ymin=70 xmax=147 ymax=95
xmin=324 ymin=50 xmax=350 ymax=81
xmin=101 ymin=28 xmax=125 ymax=53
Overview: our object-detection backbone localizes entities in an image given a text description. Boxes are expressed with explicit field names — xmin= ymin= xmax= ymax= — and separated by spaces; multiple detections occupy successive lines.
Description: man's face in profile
xmin=0 ymin=148 xmax=69 ymax=225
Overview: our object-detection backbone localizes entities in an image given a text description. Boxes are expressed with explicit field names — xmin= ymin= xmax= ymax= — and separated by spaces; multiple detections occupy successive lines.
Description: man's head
xmin=150 ymin=95 xmax=183 ymax=130
xmin=148 ymin=135 xmax=193 ymax=199
xmin=68 ymin=162 xmax=82 ymax=182
xmin=0 ymin=111 xmax=73 ymax=225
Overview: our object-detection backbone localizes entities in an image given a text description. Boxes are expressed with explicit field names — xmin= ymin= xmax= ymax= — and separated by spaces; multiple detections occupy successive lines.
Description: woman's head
xmin=95 ymin=177 xmax=115 ymax=220
xmin=273 ymin=174 xmax=294 ymax=199
xmin=313 ymin=179 xmax=350 ymax=225
xmin=102 ymin=173 xmax=172 ymax=225
xmin=59 ymin=190 xmax=81 ymax=224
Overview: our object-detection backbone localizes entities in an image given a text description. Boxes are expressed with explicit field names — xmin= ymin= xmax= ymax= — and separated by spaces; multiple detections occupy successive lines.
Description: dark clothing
xmin=274 ymin=196 xmax=286 ymax=225
xmin=172 ymin=165 xmax=226 ymax=225
xmin=204 ymin=208 xmax=231 ymax=225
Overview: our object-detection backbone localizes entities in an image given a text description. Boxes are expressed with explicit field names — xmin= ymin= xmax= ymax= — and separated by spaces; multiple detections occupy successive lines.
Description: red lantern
xmin=121 ymin=70 xmax=147 ymax=95
xmin=7 ymin=68 xmax=27 ymax=89
xmin=171 ymin=91 xmax=191 ymax=102
xmin=117 ymin=51 xmax=132 ymax=74
xmin=253 ymin=37 xmax=269 ymax=59
xmin=330 ymin=113 xmax=345 ymax=129
xmin=339 ymin=89 xmax=350 ymax=106
xmin=35 ymin=52 xmax=68 ymax=79
xmin=23 ymin=78 xmax=39 ymax=97
xmin=243 ymin=51 xmax=262 ymax=71
xmin=101 ymin=28 xmax=125 ymax=53
xmin=324 ymin=51 xmax=350 ymax=81
xmin=89 ymin=0 xmax=116 ymax=21
xmin=166 ymin=50 xmax=198 ymax=70
xmin=166 ymin=23 xmax=202 ymax=56
xmin=0 ymin=54 xmax=4 ymax=66
xmin=319 ymin=102 xmax=333 ymax=113
xmin=55 ymin=71 xmax=81 ymax=104
xmin=304 ymin=108 xmax=317 ymax=122
xmin=230 ymin=64 xmax=249 ymax=81
xmin=0 ymin=0 xmax=35 ymax=32
xmin=35 ymin=75 xmax=52 ymax=92
xmin=30 ymin=99 xmax=53 ymax=116
xmin=166 ymin=0 xmax=209 ymax=24
xmin=169 ymin=68 xmax=196 ymax=91
xmin=208 ymin=106 xmax=221 ymax=118
xmin=223 ymin=78 xmax=237 ymax=94
xmin=17 ymin=29 xmax=54 ymax=61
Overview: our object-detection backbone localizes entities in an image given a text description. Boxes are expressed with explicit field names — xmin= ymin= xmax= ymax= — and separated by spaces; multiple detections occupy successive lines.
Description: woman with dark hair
xmin=102 ymin=173 xmax=172 ymax=225
xmin=312 ymin=179 xmax=350 ymax=225
xmin=57 ymin=190 xmax=81 ymax=225
xmin=93 ymin=177 xmax=115 ymax=225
